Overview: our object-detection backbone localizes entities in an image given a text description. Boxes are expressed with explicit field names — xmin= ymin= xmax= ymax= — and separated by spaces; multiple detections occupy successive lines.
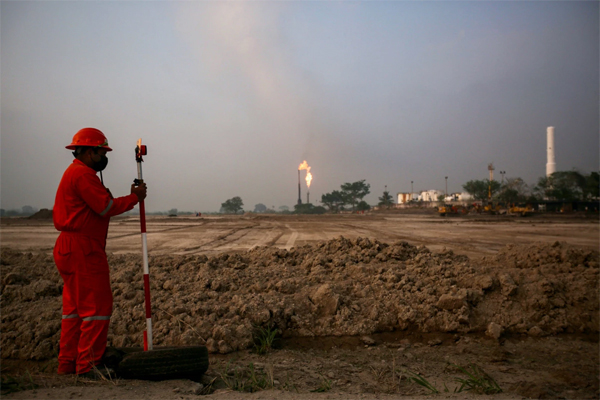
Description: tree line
xmin=4 ymin=171 xmax=596 ymax=218
xmin=462 ymin=171 xmax=599 ymax=204
xmin=218 ymin=171 xmax=598 ymax=215
xmin=0 ymin=206 xmax=38 ymax=217
xmin=220 ymin=179 xmax=398 ymax=215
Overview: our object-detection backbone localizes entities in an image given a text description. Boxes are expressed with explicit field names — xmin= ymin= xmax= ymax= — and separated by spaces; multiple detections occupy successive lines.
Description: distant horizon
xmin=2 ymin=167 xmax=597 ymax=215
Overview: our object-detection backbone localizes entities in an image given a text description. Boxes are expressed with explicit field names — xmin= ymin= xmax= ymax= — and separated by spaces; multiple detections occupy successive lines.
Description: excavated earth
xmin=1 ymin=233 xmax=599 ymax=399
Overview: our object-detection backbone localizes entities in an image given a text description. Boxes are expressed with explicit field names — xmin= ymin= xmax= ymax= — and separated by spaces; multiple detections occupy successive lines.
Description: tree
xmin=341 ymin=180 xmax=371 ymax=210
xmin=497 ymin=177 xmax=530 ymax=205
xmin=321 ymin=190 xmax=346 ymax=213
xmin=293 ymin=203 xmax=326 ymax=214
xmin=221 ymin=197 xmax=244 ymax=214
xmin=22 ymin=206 xmax=37 ymax=216
xmin=378 ymin=191 xmax=394 ymax=209
xmin=356 ymin=201 xmax=371 ymax=211
xmin=168 ymin=208 xmax=178 ymax=216
xmin=279 ymin=205 xmax=290 ymax=213
xmin=462 ymin=180 xmax=501 ymax=201
xmin=584 ymin=172 xmax=599 ymax=200
xmin=254 ymin=203 xmax=267 ymax=213
xmin=535 ymin=171 xmax=586 ymax=201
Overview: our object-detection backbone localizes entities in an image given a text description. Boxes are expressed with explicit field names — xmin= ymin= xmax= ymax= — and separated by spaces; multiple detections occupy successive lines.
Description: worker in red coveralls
xmin=53 ymin=127 xmax=147 ymax=377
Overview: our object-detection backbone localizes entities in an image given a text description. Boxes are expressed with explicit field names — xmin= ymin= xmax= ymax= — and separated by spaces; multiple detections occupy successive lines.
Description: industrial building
xmin=394 ymin=126 xmax=559 ymax=208
xmin=546 ymin=126 xmax=556 ymax=177
xmin=396 ymin=192 xmax=418 ymax=204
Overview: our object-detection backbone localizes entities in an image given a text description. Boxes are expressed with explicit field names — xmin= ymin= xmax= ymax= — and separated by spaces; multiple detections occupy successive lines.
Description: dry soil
xmin=1 ymin=211 xmax=598 ymax=399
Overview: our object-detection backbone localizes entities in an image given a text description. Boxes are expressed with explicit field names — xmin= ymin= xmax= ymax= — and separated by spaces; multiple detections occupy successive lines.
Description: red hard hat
xmin=65 ymin=127 xmax=112 ymax=151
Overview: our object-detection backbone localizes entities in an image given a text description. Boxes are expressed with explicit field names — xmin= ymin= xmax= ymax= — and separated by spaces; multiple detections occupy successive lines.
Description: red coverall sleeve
xmin=75 ymin=172 xmax=138 ymax=218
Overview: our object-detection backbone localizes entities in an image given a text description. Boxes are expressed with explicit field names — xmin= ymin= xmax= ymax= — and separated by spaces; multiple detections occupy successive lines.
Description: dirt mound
xmin=27 ymin=209 xmax=53 ymax=219
xmin=1 ymin=238 xmax=597 ymax=361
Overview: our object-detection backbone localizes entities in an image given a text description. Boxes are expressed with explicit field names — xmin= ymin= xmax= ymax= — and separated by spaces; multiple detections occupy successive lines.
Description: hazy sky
xmin=1 ymin=1 xmax=598 ymax=213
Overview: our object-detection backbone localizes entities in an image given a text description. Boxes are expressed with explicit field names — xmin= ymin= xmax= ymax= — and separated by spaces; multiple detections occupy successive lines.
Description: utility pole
xmin=297 ymin=170 xmax=302 ymax=205
xmin=488 ymin=163 xmax=495 ymax=200
xmin=445 ymin=176 xmax=448 ymax=198
xmin=411 ymin=181 xmax=413 ymax=201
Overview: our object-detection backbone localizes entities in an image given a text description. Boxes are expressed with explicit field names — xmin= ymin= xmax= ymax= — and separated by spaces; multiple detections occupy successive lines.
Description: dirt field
xmin=1 ymin=211 xmax=598 ymax=399
xmin=3 ymin=210 xmax=599 ymax=257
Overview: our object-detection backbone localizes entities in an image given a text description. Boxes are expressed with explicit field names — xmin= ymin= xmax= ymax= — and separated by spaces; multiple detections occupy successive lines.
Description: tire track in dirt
xmin=252 ymin=224 xmax=286 ymax=249
xmin=177 ymin=228 xmax=243 ymax=253
xmin=249 ymin=222 xmax=283 ymax=249
xmin=284 ymin=224 xmax=299 ymax=250
xmin=178 ymin=222 xmax=260 ymax=254
xmin=108 ymin=223 xmax=205 ymax=240
xmin=254 ymin=220 xmax=288 ymax=248
xmin=265 ymin=232 xmax=285 ymax=247
xmin=211 ymin=228 xmax=255 ymax=252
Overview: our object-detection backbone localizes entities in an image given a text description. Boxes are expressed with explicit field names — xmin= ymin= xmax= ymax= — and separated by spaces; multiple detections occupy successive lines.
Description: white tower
xmin=546 ymin=126 xmax=556 ymax=177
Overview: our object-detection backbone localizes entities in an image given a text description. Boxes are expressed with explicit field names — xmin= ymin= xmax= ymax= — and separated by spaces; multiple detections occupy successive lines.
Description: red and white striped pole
xmin=135 ymin=139 xmax=153 ymax=351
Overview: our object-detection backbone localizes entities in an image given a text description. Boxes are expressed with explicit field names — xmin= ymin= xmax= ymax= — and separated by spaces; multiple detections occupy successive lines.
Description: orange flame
xmin=298 ymin=160 xmax=312 ymax=189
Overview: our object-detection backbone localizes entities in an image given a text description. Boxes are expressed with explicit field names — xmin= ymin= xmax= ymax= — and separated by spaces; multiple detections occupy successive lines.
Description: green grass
xmin=404 ymin=364 xmax=502 ymax=394
xmin=252 ymin=323 xmax=280 ymax=355
xmin=404 ymin=364 xmax=502 ymax=395
xmin=311 ymin=375 xmax=332 ymax=393
xmin=1 ymin=370 xmax=38 ymax=395
xmin=198 ymin=376 xmax=218 ymax=395
xmin=281 ymin=373 xmax=299 ymax=393
xmin=218 ymin=362 xmax=274 ymax=393
xmin=452 ymin=363 xmax=503 ymax=394
xmin=405 ymin=370 xmax=440 ymax=394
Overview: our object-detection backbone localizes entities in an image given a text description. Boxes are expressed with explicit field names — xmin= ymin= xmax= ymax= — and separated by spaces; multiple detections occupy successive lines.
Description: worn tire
xmin=115 ymin=346 xmax=209 ymax=381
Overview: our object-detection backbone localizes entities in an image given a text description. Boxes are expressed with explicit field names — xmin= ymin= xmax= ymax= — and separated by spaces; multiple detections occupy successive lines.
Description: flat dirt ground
xmin=1 ymin=210 xmax=598 ymax=400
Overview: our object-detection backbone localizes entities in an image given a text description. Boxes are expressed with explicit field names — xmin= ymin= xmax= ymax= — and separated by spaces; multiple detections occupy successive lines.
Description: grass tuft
xmin=282 ymin=373 xmax=299 ymax=393
xmin=405 ymin=369 xmax=440 ymax=394
xmin=252 ymin=323 xmax=280 ymax=355
xmin=404 ymin=363 xmax=502 ymax=395
xmin=452 ymin=363 xmax=502 ymax=394
xmin=218 ymin=362 xmax=273 ymax=393
xmin=311 ymin=375 xmax=332 ymax=393
xmin=1 ymin=370 xmax=38 ymax=395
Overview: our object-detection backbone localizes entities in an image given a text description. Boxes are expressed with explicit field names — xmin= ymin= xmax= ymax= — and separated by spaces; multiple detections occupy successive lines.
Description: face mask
xmin=91 ymin=154 xmax=108 ymax=172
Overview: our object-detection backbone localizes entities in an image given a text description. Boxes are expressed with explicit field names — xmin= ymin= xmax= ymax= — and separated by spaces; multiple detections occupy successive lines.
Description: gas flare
xmin=298 ymin=160 xmax=312 ymax=188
